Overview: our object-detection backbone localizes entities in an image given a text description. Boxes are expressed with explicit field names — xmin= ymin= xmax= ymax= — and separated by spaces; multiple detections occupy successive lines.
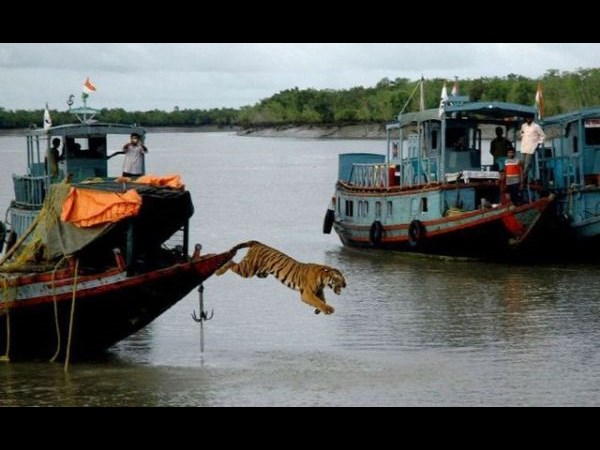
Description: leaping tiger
xmin=217 ymin=241 xmax=346 ymax=315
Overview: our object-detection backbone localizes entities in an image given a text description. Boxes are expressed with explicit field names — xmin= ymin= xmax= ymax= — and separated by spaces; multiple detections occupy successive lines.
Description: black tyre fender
xmin=408 ymin=219 xmax=426 ymax=247
xmin=323 ymin=209 xmax=335 ymax=234
xmin=369 ymin=220 xmax=384 ymax=246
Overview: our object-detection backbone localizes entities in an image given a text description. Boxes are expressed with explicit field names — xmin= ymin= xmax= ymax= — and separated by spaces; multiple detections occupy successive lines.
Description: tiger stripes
xmin=218 ymin=241 xmax=346 ymax=315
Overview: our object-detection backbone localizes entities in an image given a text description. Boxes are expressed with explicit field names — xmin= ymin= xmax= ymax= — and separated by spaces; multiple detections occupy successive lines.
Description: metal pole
xmin=191 ymin=283 xmax=213 ymax=353
xmin=198 ymin=284 xmax=205 ymax=353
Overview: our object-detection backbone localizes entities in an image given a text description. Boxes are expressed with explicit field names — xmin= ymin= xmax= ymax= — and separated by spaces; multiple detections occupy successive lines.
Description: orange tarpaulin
xmin=61 ymin=187 xmax=143 ymax=228
xmin=135 ymin=174 xmax=185 ymax=189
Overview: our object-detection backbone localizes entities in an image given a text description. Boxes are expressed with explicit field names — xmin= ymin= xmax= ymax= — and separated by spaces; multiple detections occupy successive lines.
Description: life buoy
xmin=369 ymin=221 xmax=384 ymax=246
xmin=408 ymin=220 xmax=426 ymax=247
xmin=323 ymin=209 xmax=335 ymax=234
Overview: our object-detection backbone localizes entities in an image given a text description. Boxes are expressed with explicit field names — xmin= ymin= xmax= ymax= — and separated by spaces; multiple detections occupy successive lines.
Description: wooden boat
xmin=323 ymin=84 xmax=555 ymax=260
xmin=0 ymin=245 xmax=235 ymax=361
xmin=0 ymin=103 xmax=234 ymax=361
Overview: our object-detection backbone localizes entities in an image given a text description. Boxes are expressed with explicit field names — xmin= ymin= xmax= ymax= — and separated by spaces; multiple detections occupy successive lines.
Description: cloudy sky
xmin=1 ymin=43 xmax=599 ymax=111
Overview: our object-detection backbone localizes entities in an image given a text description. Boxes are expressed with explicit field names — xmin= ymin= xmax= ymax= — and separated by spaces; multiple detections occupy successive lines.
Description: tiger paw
xmin=314 ymin=309 xmax=321 ymax=314
xmin=322 ymin=305 xmax=335 ymax=315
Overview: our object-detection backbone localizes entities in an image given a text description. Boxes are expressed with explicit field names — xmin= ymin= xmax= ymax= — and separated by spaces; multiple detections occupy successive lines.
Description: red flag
xmin=535 ymin=82 xmax=544 ymax=119
xmin=83 ymin=77 xmax=97 ymax=93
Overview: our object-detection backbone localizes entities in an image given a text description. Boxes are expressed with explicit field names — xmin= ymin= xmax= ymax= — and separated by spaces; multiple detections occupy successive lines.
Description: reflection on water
xmin=1 ymin=133 xmax=600 ymax=406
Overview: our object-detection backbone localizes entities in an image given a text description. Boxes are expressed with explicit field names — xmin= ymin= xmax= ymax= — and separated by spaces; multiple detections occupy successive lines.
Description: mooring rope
xmin=50 ymin=256 xmax=66 ymax=363
xmin=63 ymin=258 xmax=79 ymax=372
xmin=0 ymin=275 xmax=11 ymax=362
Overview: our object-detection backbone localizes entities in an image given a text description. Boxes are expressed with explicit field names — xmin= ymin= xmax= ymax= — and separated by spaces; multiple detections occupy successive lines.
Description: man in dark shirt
xmin=490 ymin=127 xmax=511 ymax=170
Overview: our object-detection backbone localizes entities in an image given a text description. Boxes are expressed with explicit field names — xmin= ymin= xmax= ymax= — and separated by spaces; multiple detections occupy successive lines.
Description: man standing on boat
xmin=519 ymin=114 xmax=545 ymax=180
xmin=490 ymin=127 xmax=511 ymax=170
xmin=501 ymin=145 xmax=524 ymax=205
xmin=46 ymin=137 xmax=61 ymax=178
xmin=120 ymin=133 xmax=148 ymax=177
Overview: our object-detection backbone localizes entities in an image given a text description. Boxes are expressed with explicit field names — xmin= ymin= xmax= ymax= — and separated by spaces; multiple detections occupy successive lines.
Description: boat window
xmin=585 ymin=119 xmax=600 ymax=146
xmin=65 ymin=137 xmax=86 ymax=158
xmin=358 ymin=201 xmax=364 ymax=217
xmin=386 ymin=201 xmax=393 ymax=218
xmin=65 ymin=136 xmax=107 ymax=159
xmin=472 ymin=128 xmax=482 ymax=151
xmin=421 ymin=197 xmax=428 ymax=212
xmin=446 ymin=128 xmax=468 ymax=150
xmin=89 ymin=136 xmax=107 ymax=158
xmin=431 ymin=130 xmax=438 ymax=150
xmin=375 ymin=201 xmax=382 ymax=218
xmin=563 ymin=121 xmax=579 ymax=153
xmin=363 ymin=201 xmax=369 ymax=217
xmin=345 ymin=200 xmax=354 ymax=217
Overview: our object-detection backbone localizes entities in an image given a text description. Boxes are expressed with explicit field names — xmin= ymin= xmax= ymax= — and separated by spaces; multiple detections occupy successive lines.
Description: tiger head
xmin=321 ymin=266 xmax=346 ymax=295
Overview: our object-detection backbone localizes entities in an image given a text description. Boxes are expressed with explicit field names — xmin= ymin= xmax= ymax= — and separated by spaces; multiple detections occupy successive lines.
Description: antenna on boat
xmin=67 ymin=78 xmax=99 ymax=124
xmin=399 ymin=77 xmax=426 ymax=116
xmin=419 ymin=75 xmax=425 ymax=112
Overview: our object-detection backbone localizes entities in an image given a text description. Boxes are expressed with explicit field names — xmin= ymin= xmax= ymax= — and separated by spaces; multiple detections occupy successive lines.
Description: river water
xmin=1 ymin=131 xmax=600 ymax=406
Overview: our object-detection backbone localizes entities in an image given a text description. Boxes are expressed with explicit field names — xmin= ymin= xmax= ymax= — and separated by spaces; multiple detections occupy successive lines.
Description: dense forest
xmin=1 ymin=68 xmax=599 ymax=130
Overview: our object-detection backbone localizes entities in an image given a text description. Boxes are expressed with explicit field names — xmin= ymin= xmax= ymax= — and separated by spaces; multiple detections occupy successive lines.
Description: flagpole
xmin=535 ymin=82 xmax=544 ymax=120
xmin=419 ymin=76 xmax=425 ymax=112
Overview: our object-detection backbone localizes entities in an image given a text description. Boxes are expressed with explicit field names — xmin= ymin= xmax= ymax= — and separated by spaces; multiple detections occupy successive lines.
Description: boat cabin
xmin=25 ymin=122 xmax=145 ymax=183
xmin=8 ymin=118 xmax=146 ymax=247
xmin=384 ymin=99 xmax=537 ymax=188
xmin=539 ymin=107 xmax=600 ymax=190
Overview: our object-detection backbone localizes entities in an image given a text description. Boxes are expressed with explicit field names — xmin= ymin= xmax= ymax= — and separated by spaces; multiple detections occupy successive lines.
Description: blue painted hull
xmin=330 ymin=184 xmax=554 ymax=260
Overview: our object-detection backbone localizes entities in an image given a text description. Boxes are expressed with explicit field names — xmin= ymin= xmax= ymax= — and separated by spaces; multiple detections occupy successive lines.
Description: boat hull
xmin=333 ymin=197 xmax=554 ymax=260
xmin=0 ymin=251 xmax=233 ymax=361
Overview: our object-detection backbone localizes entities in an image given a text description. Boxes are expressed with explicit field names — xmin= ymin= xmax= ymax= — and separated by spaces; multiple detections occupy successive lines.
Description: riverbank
xmin=238 ymin=124 xmax=387 ymax=139
xmin=0 ymin=124 xmax=239 ymax=136
xmin=0 ymin=123 xmax=513 ymax=140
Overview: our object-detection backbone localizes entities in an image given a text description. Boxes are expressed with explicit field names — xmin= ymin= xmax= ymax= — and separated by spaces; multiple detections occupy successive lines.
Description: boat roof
xmin=28 ymin=122 xmax=145 ymax=137
xmin=445 ymin=101 xmax=537 ymax=118
xmin=542 ymin=106 xmax=600 ymax=125
xmin=388 ymin=101 xmax=537 ymax=129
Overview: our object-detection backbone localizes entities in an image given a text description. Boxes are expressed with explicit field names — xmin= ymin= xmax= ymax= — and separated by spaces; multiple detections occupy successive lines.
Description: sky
xmin=1 ymin=43 xmax=599 ymax=111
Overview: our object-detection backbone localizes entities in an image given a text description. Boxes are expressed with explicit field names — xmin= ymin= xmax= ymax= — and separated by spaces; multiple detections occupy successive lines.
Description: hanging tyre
xmin=323 ymin=209 xmax=335 ymax=234
xmin=369 ymin=220 xmax=384 ymax=247
xmin=408 ymin=219 xmax=426 ymax=247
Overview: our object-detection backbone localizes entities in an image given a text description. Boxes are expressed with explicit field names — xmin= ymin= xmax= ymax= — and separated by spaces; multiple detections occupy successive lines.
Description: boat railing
xmin=538 ymin=154 xmax=582 ymax=190
xmin=349 ymin=164 xmax=390 ymax=187
xmin=12 ymin=174 xmax=47 ymax=207
xmin=348 ymin=157 xmax=442 ymax=189
xmin=398 ymin=156 xmax=440 ymax=187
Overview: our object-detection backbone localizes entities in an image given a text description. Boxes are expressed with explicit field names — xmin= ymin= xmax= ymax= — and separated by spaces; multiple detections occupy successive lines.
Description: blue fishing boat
xmin=0 ymin=100 xmax=235 ymax=361
xmin=538 ymin=107 xmax=600 ymax=252
xmin=322 ymin=84 xmax=555 ymax=260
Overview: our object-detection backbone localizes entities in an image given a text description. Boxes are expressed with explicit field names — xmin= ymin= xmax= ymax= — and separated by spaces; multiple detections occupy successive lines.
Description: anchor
xmin=191 ymin=284 xmax=213 ymax=353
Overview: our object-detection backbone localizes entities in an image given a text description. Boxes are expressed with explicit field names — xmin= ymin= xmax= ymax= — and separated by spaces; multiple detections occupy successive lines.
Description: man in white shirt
xmin=121 ymin=133 xmax=148 ymax=177
xmin=519 ymin=114 xmax=545 ymax=180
